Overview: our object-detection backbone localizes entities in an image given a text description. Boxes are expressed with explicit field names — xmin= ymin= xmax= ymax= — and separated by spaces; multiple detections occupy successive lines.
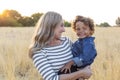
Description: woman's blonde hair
xmin=29 ymin=11 xmax=62 ymax=58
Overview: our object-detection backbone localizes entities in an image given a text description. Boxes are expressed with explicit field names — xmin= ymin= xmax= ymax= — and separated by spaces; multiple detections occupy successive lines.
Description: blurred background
xmin=0 ymin=0 xmax=120 ymax=80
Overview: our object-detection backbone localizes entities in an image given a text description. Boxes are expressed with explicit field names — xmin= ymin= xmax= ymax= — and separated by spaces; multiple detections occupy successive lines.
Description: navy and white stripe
xmin=32 ymin=37 xmax=73 ymax=80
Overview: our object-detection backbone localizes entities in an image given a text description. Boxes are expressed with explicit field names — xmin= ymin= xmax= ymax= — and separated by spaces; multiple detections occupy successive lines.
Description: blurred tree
xmin=0 ymin=9 xmax=71 ymax=27
xmin=116 ymin=17 xmax=120 ymax=26
xmin=31 ymin=13 xmax=43 ymax=25
xmin=99 ymin=22 xmax=111 ymax=27
xmin=95 ymin=24 xmax=99 ymax=27
xmin=64 ymin=20 xmax=71 ymax=27
xmin=2 ymin=9 xmax=22 ymax=20
xmin=0 ymin=9 xmax=22 ymax=26
xmin=18 ymin=16 xmax=34 ymax=26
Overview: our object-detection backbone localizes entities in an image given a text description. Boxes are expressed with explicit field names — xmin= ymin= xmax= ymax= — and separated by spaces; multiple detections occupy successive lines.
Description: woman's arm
xmin=33 ymin=52 xmax=92 ymax=80
xmin=60 ymin=66 xmax=92 ymax=80
xmin=33 ymin=52 xmax=59 ymax=80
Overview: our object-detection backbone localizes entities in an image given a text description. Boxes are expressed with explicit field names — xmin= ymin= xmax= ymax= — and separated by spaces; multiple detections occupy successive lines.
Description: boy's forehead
xmin=76 ymin=21 xmax=84 ymax=26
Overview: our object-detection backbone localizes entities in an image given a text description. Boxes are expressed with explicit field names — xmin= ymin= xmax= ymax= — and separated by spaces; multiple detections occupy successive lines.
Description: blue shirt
xmin=72 ymin=36 xmax=97 ymax=68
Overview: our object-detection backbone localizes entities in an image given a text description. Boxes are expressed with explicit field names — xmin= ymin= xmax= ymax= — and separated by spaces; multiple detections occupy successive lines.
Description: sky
xmin=0 ymin=0 xmax=120 ymax=25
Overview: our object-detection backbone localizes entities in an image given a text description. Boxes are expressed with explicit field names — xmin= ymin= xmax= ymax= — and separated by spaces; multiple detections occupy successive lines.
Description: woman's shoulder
xmin=32 ymin=49 xmax=47 ymax=58
xmin=60 ymin=37 xmax=71 ymax=41
xmin=60 ymin=37 xmax=73 ymax=46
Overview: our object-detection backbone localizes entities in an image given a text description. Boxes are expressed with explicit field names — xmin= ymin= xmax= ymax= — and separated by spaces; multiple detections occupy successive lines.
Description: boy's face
xmin=75 ymin=21 xmax=91 ymax=39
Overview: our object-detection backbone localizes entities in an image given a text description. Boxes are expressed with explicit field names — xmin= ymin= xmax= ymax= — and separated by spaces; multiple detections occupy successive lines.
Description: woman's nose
xmin=62 ymin=27 xmax=65 ymax=32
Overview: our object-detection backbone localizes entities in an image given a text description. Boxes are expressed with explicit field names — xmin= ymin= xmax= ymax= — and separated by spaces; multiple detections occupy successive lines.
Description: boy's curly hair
xmin=72 ymin=15 xmax=95 ymax=35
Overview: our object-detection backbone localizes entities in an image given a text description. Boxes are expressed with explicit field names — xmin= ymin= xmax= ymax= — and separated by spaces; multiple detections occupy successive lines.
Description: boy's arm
xmin=73 ymin=39 xmax=97 ymax=67
xmin=83 ymin=39 xmax=97 ymax=60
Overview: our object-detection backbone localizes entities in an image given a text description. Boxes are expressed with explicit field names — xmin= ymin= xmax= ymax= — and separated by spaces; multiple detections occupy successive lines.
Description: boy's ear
xmin=90 ymin=31 xmax=94 ymax=35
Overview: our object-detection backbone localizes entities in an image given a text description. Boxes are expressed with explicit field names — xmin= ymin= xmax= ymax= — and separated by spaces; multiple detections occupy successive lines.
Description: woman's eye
xmin=61 ymin=24 xmax=64 ymax=27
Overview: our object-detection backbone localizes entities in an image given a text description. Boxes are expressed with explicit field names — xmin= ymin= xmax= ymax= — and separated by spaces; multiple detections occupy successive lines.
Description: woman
xmin=29 ymin=11 xmax=92 ymax=80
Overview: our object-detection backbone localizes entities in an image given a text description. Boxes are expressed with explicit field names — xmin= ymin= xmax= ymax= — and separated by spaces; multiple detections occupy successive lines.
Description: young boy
xmin=58 ymin=16 xmax=97 ymax=80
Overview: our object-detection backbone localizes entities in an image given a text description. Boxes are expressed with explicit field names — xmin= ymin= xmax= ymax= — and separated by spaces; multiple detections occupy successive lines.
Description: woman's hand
xmin=79 ymin=66 xmax=92 ymax=79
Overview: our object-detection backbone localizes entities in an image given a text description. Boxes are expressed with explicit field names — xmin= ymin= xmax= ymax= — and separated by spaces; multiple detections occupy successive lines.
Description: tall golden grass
xmin=0 ymin=27 xmax=120 ymax=80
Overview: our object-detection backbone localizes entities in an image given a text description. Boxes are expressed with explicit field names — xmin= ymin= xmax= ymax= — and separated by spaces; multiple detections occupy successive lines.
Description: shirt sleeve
xmin=72 ymin=38 xmax=97 ymax=67
xmin=81 ymin=39 xmax=97 ymax=67
xmin=72 ymin=41 xmax=83 ymax=67
xmin=32 ymin=52 xmax=59 ymax=80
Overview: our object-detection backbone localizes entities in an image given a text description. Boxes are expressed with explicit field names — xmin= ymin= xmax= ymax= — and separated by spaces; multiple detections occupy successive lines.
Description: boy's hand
xmin=60 ymin=60 xmax=74 ymax=73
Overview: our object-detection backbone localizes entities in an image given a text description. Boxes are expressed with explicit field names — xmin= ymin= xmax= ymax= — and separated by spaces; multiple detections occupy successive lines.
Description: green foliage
xmin=0 ymin=9 xmax=22 ymax=26
xmin=18 ymin=16 xmax=34 ymax=26
xmin=64 ymin=21 xmax=71 ymax=27
xmin=2 ymin=9 xmax=22 ymax=21
xmin=31 ymin=13 xmax=43 ymax=25
xmin=116 ymin=17 xmax=120 ymax=26
xmin=99 ymin=22 xmax=111 ymax=27
xmin=0 ymin=9 xmax=44 ymax=27
xmin=0 ymin=17 xmax=22 ymax=26
xmin=95 ymin=24 xmax=99 ymax=27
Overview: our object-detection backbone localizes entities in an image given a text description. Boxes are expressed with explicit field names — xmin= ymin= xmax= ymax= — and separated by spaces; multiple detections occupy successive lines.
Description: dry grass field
xmin=0 ymin=27 xmax=120 ymax=80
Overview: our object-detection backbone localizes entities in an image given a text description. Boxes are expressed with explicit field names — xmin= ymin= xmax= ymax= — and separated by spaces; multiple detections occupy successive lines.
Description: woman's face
xmin=54 ymin=20 xmax=65 ymax=39
xmin=75 ymin=21 xmax=91 ymax=38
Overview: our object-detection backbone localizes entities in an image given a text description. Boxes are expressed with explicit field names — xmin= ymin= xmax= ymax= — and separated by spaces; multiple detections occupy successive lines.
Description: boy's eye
xmin=83 ymin=27 xmax=87 ymax=30
xmin=75 ymin=28 xmax=80 ymax=31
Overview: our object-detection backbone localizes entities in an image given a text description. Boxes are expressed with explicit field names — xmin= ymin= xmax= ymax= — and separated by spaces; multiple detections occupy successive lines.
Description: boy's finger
xmin=61 ymin=69 xmax=64 ymax=72
xmin=65 ymin=69 xmax=68 ymax=73
xmin=60 ymin=67 xmax=65 ymax=72
xmin=69 ymin=68 xmax=71 ymax=73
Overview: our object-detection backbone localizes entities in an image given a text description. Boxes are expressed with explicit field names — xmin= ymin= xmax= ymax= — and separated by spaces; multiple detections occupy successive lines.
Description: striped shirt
xmin=32 ymin=37 xmax=73 ymax=80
